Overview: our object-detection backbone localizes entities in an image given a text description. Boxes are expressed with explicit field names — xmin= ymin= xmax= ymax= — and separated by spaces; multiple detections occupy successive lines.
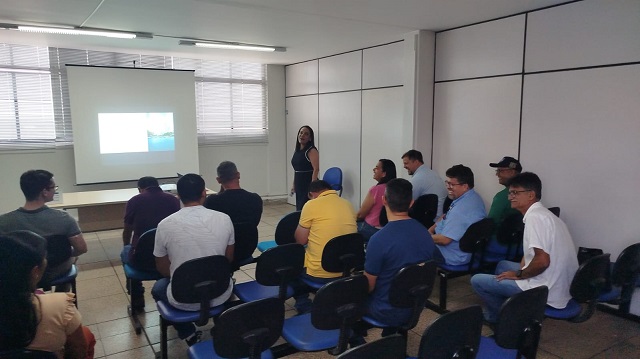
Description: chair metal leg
xmin=160 ymin=315 xmax=168 ymax=359
xmin=126 ymin=277 xmax=143 ymax=334
xmin=72 ymin=279 xmax=78 ymax=308
xmin=439 ymin=272 xmax=448 ymax=311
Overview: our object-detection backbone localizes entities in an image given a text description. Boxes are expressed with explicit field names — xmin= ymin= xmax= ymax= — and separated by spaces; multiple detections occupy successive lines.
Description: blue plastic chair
xmin=49 ymin=264 xmax=78 ymax=307
xmin=598 ymin=243 xmax=640 ymax=317
xmin=337 ymin=334 xmax=406 ymax=359
xmin=188 ymin=298 xmax=284 ymax=359
xmin=322 ymin=167 xmax=343 ymax=196
xmin=282 ymin=274 xmax=369 ymax=355
xmin=545 ymin=253 xmax=610 ymax=322
xmin=123 ymin=228 xmax=163 ymax=334
xmin=256 ymin=211 xmax=301 ymax=252
xmin=157 ymin=255 xmax=231 ymax=359
xmin=477 ymin=286 xmax=548 ymax=359
xmin=233 ymin=243 xmax=305 ymax=302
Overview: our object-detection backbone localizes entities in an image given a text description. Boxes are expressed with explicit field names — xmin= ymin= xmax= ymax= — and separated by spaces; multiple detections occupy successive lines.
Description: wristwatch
xmin=516 ymin=269 xmax=523 ymax=278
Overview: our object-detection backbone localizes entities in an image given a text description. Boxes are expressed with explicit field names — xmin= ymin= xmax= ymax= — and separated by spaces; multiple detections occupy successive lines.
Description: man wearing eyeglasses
xmin=0 ymin=169 xmax=88 ymax=290
xmin=470 ymin=172 xmax=578 ymax=324
xmin=428 ymin=164 xmax=486 ymax=265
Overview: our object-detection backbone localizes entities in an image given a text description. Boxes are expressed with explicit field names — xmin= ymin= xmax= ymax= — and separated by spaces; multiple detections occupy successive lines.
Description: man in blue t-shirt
xmin=364 ymin=178 xmax=435 ymax=328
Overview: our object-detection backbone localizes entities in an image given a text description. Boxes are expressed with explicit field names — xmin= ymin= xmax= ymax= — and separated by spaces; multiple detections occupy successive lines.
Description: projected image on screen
xmin=98 ymin=113 xmax=175 ymax=154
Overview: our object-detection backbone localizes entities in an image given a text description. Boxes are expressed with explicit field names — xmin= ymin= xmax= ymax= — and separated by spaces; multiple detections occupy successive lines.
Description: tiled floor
xmin=74 ymin=200 xmax=640 ymax=358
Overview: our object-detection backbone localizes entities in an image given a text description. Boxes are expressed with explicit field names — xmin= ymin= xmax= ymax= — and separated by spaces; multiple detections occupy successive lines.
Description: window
xmin=0 ymin=43 xmax=268 ymax=150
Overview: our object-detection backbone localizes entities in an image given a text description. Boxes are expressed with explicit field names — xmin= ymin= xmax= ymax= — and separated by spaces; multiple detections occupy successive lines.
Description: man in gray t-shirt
xmin=0 ymin=170 xmax=87 ymax=287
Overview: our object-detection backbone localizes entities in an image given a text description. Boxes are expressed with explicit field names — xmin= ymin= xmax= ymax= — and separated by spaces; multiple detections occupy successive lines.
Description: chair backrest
xmin=255 ymin=243 xmax=305 ymax=299
xmin=323 ymin=167 xmax=343 ymax=194
xmin=379 ymin=205 xmax=388 ymax=227
xmin=211 ymin=297 xmax=284 ymax=359
xmin=310 ymin=274 xmax=369 ymax=330
xmin=388 ymin=260 xmax=437 ymax=331
xmin=417 ymin=305 xmax=483 ymax=359
xmin=337 ymin=334 xmax=406 ymax=359
xmin=494 ymin=286 xmax=549 ymax=358
xmin=171 ymin=255 xmax=231 ymax=325
xmin=443 ymin=196 xmax=453 ymax=215
xmin=548 ymin=207 xmax=560 ymax=217
xmin=409 ymin=194 xmax=439 ymax=228
xmin=611 ymin=243 xmax=640 ymax=287
xmin=570 ymin=253 xmax=611 ymax=302
xmin=496 ymin=212 xmax=524 ymax=245
xmin=459 ymin=218 xmax=495 ymax=254
xmin=274 ymin=211 xmax=301 ymax=245
xmin=44 ymin=234 xmax=72 ymax=267
xmin=231 ymin=222 xmax=259 ymax=267
xmin=0 ymin=349 xmax=58 ymax=359
xmin=321 ymin=233 xmax=365 ymax=276
xmin=131 ymin=228 xmax=157 ymax=271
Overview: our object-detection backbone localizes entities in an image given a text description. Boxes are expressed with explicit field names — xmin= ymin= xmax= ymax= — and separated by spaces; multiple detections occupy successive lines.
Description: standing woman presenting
xmin=291 ymin=125 xmax=319 ymax=210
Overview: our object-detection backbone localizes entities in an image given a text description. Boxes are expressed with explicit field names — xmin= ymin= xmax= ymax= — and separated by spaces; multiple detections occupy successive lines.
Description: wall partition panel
xmin=318 ymin=51 xmax=362 ymax=93
xmin=285 ymin=95 xmax=319 ymax=206
xmin=435 ymin=15 xmax=525 ymax=82
xmin=318 ymin=91 xmax=362 ymax=208
xmin=432 ymin=75 xmax=522 ymax=209
xmin=520 ymin=65 xmax=640 ymax=257
xmin=286 ymin=60 xmax=318 ymax=97
xmin=362 ymin=41 xmax=404 ymax=89
xmin=360 ymin=87 xmax=404 ymax=202
xmin=526 ymin=0 xmax=640 ymax=72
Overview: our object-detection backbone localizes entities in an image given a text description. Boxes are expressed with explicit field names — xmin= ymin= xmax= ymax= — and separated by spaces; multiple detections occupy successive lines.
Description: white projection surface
xmin=67 ymin=65 xmax=199 ymax=184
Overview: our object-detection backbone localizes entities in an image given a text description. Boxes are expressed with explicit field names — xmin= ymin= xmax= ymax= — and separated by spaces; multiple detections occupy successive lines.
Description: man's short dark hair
xmin=401 ymin=149 xmax=423 ymax=163
xmin=20 ymin=170 xmax=53 ymax=201
xmin=137 ymin=176 xmax=159 ymax=189
xmin=507 ymin=172 xmax=542 ymax=200
xmin=308 ymin=180 xmax=332 ymax=193
xmin=384 ymin=178 xmax=413 ymax=213
xmin=446 ymin=164 xmax=475 ymax=188
xmin=217 ymin=161 xmax=238 ymax=183
xmin=177 ymin=173 xmax=205 ymax=203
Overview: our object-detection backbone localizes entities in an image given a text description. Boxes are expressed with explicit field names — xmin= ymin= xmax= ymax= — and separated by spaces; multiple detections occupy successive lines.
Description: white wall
xmin=0 ymin=65 xmax=288 ymax=214
xmin=433 ymin=0 xmax=640 ymax=257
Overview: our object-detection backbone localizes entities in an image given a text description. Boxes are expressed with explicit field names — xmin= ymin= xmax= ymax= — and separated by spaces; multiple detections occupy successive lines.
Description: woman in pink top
xmin=0 ymin=231 xmax=95 ymax=359
xmin=357 ymin=159 xmax=397 ymax=242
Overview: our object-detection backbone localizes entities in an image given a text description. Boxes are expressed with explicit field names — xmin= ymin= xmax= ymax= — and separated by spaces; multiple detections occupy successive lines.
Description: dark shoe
xmin=185 ymin=331 xmax=202 ymax=347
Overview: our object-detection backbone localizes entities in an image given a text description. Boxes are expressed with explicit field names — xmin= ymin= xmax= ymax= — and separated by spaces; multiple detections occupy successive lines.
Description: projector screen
xmin=66 ymin=65 xmax=199 ymax=184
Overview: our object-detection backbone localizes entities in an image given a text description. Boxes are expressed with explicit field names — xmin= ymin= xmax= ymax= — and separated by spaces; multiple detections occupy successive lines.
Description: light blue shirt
xmin=410 ymin=164 xmax=448 ymax=218
xmin=435 ymin=188 xmax=486 ymax=265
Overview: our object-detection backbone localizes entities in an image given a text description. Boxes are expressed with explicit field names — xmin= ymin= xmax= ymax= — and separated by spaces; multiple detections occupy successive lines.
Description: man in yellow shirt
xmin=293 ymin=179 xmax=357 ymax=312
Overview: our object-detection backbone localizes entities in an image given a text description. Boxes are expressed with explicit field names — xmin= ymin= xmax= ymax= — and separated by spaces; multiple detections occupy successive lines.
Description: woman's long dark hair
xmin=294 ymin=125 xmax=315 ymax=152
xmin=0 ymin=231 xmax=47 ymax=350
xmin=377 ymin=159 xmax=397 ymax=185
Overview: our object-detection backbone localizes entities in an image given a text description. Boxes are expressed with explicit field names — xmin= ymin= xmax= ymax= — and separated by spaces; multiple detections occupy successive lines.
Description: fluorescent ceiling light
xmin=16 ymin=25 xmax=141 ymax=39
xmin=180 ymin=40 xmax=285 ymax=52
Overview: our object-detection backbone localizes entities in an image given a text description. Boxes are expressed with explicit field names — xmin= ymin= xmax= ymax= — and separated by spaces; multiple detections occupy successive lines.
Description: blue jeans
xmin=151 ymin=278 xmax=196 ymax=339
xmin=470 ymin=260 xmax=523 ymax=323
xmin=120 ymin=245 xmax=144 ymax=296
xmin=290 ymin=272 xmax=336 ymax=314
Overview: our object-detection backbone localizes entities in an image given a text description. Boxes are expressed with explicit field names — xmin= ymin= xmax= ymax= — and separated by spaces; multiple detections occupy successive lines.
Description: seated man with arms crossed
xmin=0 ymin=169 xmax=87 ymax=290
xmin=152 ymin=173 xmax=234 ymax=346
xmin=121 ymin=176 xmax=180 ymax=310
xmin=471 ymin=172 xmax=578 ymax=324
xmin=355 ymin=178 xmax=435 ymax=340
xmin=204 ymin=161 xmax=263 ymax=266
xmin=293 ymin=179 xmax=358 ymax=313
xmin=428 ymin=164 xmax=486 ymax=266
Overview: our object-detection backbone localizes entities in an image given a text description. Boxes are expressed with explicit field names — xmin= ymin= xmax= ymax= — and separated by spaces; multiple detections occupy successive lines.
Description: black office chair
xmin=337 ymin=334 xmax=406 ymax=359
xmin=495 ymin=212 xmax=525 ymax=262
xmin=379 ymin=205 xmax=388 ymax=227
xmin=442 ymin=196 xmax=453 ymax=216
xmin=545 ymin=253 xmax=610 ymax=323
xmin=409 ymin=194 xmax=439 ymax=229
xmin=256 ymin=211 xmax=301 ymax=252
xmin=281 ymin=274 xmax=369 ymax=355
xmin=123 ymin=228 xmax=163 ymax=334
xmin=156 ymin=255 xmax=231 ymax=359
xmin=598 ymin=243 xmax=640 ymax=318
xmin=362 ymin=261 xmax=437 ymax=337
xmin=233 ymin=243 xmax=305 ymax=302
xmin=300 ymin=233 xmax=365 ymax=290
xmin=188 ymin=297 xmax=285 ymax=359
xmin=477 ymin=286 xmax=549 ymax=359
xmin=415 ymin=305 xmax=483 ymax=359
xmin=426 ymin=218 xmax=494 ymax=313
xmin=0 ymin=349 xmax=58 ymax=359
xmin=40 ymin=234 xmax=74 ymax=291
xmin=230 ymin=222 xmax=259 ymax=271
